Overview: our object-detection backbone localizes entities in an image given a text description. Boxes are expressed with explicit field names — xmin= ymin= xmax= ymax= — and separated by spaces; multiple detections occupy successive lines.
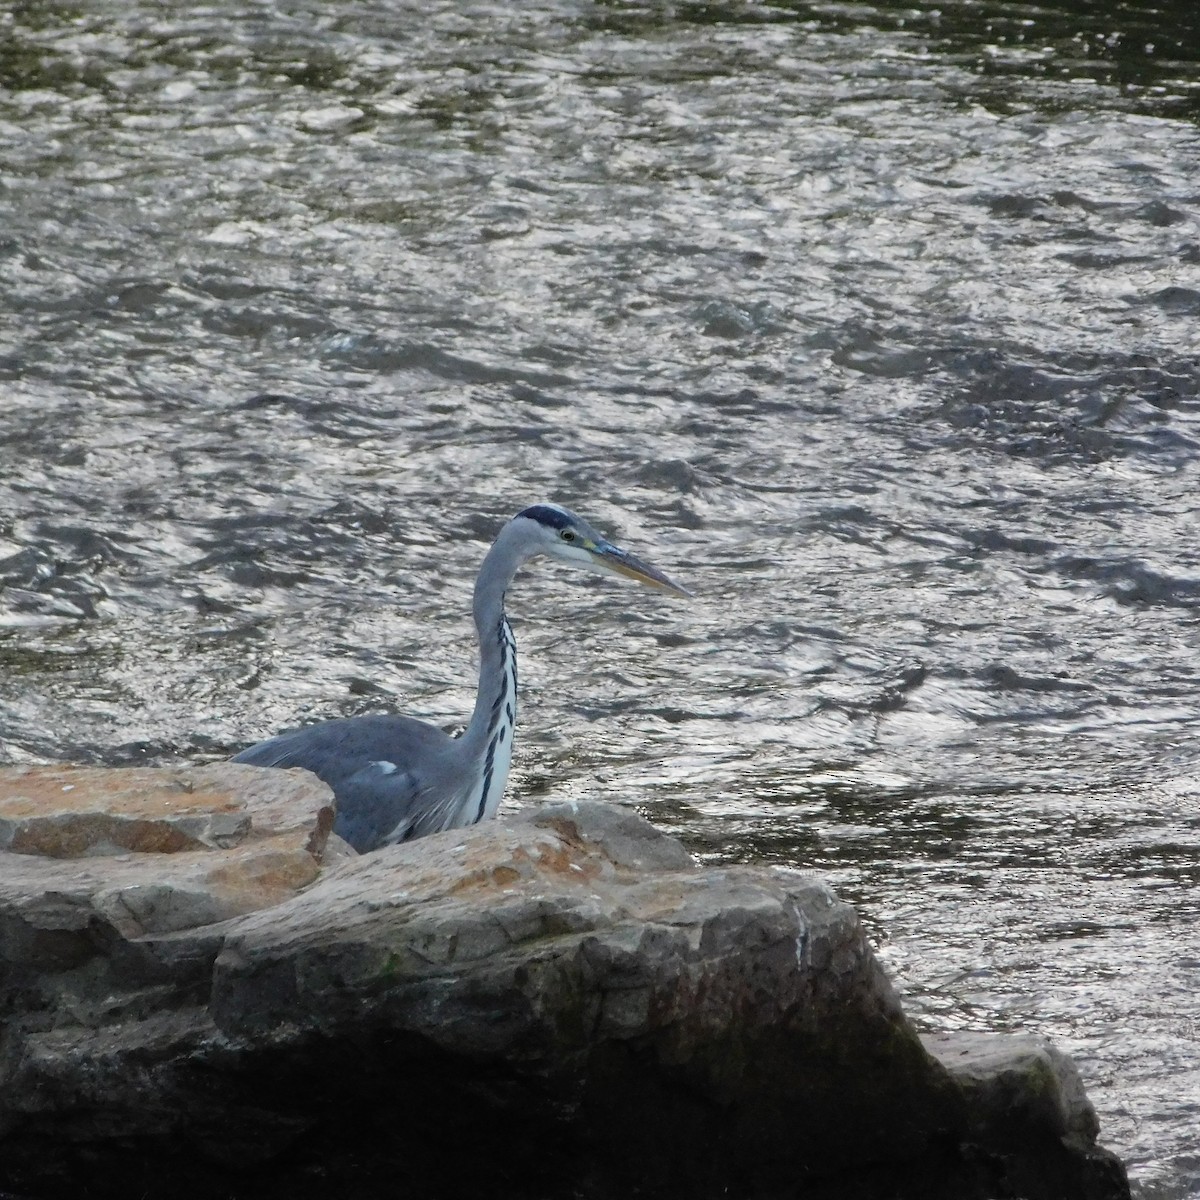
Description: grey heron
xmin=232 ymin=503 xmax=689 ymax=852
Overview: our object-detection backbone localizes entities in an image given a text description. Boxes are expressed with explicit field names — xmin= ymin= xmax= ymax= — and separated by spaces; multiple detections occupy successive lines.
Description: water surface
xmin=2 ymin=1 xmax=1199 ymax=1194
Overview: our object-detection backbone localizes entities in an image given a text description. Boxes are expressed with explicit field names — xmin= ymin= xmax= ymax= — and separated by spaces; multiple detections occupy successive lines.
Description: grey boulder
xmin=0 ymin=768 xmax=1129 ymax=1200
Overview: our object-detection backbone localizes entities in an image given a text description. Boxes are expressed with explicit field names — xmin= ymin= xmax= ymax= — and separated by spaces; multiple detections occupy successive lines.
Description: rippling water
xmin=3 ymin=1 xmax=1200 ymax=1193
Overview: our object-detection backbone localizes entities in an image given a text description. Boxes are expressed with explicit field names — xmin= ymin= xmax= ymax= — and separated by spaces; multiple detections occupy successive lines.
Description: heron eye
xmin=560 ymin=529 xmax=576 ymax=542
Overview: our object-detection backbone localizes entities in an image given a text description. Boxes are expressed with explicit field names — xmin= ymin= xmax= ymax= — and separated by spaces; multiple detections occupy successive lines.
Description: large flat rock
xmin=0 ymin=764 xmax=335 ymax=937
xmin=0 ymin=763 xmax=332 ymax=857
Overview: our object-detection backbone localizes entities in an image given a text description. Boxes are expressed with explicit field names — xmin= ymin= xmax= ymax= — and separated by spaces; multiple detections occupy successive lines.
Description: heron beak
xmin=590 ymin=541 xmax=692 ymax=597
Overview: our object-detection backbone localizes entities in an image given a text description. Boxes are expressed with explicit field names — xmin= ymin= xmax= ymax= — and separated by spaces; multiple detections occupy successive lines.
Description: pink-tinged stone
xmin=0 ymin=763 xmax=332 ymax=858
xmin=0 ymin=764 xmax=339 ymax=936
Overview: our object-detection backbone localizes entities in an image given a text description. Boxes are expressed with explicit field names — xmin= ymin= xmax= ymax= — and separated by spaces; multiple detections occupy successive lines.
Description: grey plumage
xmin=232 ymin=503 xmax=688 ymax=853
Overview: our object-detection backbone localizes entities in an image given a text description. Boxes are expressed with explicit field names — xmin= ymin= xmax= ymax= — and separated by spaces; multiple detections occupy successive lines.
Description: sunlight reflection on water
xmin=3 ymin=0 xmax=1200 ymax=1193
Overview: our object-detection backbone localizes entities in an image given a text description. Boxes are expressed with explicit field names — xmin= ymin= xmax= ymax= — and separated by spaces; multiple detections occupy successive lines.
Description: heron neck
xmin=462 ymin=531 xmax=526 ymax=761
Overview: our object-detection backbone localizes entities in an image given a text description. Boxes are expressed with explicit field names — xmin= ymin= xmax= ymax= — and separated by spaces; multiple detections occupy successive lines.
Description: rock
xmin=922 ymin=1031 xmax=1129 ymax=1199
xmin=0 ymin=764 xmax=335 ymax=936
xmin=0 ymin=776 xmax=1128 ymax=1200
xmin=0 ymin=763 xmax=333 ymax=858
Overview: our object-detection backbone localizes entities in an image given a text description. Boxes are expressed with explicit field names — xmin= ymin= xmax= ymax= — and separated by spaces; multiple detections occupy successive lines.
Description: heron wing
xmin=232 ymin=714 xmax=461 ymax=852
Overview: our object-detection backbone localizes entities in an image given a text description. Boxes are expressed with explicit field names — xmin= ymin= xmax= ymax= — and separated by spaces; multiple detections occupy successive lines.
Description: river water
xmin=2 ymin=0 xmax=1199 ymax=1194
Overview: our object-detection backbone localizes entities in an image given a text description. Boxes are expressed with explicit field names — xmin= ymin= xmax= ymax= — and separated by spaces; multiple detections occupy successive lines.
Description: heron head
xmin=513 ymin=503 xmax=691 ymax=597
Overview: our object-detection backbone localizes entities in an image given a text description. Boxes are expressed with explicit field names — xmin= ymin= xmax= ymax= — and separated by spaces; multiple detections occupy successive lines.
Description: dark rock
xmin=922 ymin=1031 xmax=1130 ymax=1200
xmin=0 ymin=777 xmax=1129 ymax=1200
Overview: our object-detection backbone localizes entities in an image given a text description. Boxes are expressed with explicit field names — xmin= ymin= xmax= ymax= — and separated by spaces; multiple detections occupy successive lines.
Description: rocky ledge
xmin=0 ymin=765 xmax=1128 ymax=1200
